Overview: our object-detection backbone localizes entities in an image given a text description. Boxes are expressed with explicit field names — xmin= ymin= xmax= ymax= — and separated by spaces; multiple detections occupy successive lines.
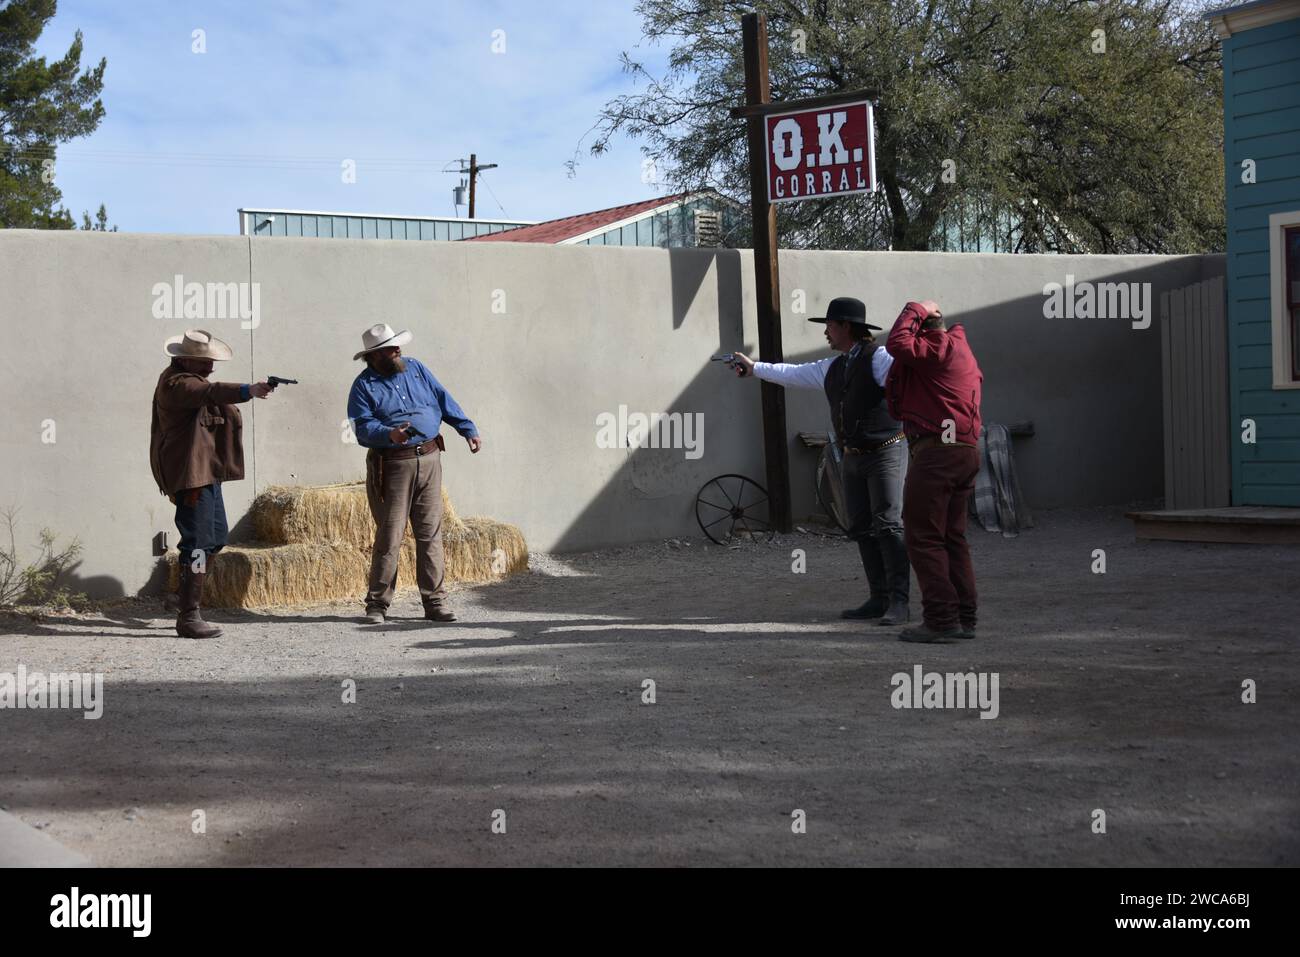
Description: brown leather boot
xmin=176 ymin=564 xmax=223 ymax=639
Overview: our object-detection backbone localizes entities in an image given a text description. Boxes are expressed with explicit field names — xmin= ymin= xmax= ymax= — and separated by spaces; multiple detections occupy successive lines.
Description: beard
xmin=176 ymin=358 xmax=213 ymax=377
xmin=373 ymin=355 xmax=406 ymax=375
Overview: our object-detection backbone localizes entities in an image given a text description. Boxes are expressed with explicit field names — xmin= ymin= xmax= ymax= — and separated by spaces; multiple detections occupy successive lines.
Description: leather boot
xmin=842 ymin=537 xmax=888 ymax=619
xmin=176 ymin=562 xmax=223 ymax=639
xmin=877 ymin=531 xmax=912 ymax=625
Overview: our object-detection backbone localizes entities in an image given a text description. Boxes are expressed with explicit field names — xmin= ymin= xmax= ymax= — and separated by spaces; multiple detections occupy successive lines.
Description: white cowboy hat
xmin=164 ymin=328 xmax=233 ymax=361
xmin=353 ymin=323 xmax=413 ymax=361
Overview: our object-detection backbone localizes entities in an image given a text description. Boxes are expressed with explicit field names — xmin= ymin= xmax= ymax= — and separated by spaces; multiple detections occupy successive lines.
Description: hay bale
xmin=164 ymin=516 xmax=527 ymax=609
xmin=252 ymin=482 xmax=462 ymax=548
xmin=165 ymin=543 xmax=383 ymax=608
xmin=162 ymin=480 xmax=526 ymax=609
xmin=445 ymin=516 xmax=530 ymax=583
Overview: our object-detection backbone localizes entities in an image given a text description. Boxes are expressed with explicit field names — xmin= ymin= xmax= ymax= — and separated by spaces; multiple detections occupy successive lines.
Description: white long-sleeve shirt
xmin=752 ymin=343 xmax=894 ymax=390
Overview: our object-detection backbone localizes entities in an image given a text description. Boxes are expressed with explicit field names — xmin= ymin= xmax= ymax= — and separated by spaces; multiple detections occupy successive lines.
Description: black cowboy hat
xmin=807 ymin=296 xmax=881 ymax=330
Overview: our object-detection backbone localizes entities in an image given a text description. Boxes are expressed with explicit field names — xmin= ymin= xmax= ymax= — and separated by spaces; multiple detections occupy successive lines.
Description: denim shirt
xmin=347 ymin=357 xmax=478 ymax=448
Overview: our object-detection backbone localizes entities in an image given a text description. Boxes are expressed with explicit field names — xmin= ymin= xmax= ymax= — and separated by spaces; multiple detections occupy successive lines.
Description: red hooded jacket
xmin=885 ymin=301 xmax=983 ymax=446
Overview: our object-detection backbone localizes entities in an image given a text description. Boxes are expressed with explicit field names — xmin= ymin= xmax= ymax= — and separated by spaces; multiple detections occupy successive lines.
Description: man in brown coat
xmin=150 ymin=329 xmax=277 ymax=638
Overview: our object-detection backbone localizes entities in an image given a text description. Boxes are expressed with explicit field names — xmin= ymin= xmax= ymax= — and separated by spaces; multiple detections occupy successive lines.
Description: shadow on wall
xmin=61 ymin=566 xmax=127 ymax=601
xmin=550 ymin=249 xmax=759 ymax=551
xmin=551 ymin=255 xmax=1216 ymax=551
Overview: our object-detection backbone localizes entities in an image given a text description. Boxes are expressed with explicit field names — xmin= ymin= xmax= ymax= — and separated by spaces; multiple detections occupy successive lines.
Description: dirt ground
xmin=0 ymin=506 xmax=1296 ymax=867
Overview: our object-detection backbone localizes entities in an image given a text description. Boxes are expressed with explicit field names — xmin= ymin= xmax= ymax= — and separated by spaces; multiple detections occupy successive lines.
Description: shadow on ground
xmin=1 ymin=508 xmax=1297 ymax=866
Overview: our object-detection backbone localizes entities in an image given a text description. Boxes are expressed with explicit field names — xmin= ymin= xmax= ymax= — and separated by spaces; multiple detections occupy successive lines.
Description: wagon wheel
xmin=695 ymin=474 xmax=776 ymax=545
xmin=815 ymin=445 xmax=851 ymax=535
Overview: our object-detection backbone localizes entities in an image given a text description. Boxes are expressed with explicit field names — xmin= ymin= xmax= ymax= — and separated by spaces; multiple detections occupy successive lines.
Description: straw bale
xmin=165 ymin=542 xmax=385 ymax=608
xmin=252 ymin=482 xmax=462 ymax=548
xmin=163 ymin=511 xmax=527 ymax=608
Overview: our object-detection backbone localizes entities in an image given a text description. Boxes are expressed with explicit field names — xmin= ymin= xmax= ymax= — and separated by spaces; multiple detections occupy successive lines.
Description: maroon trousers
xmin=902 ymin=444 xmax=980 ymax=630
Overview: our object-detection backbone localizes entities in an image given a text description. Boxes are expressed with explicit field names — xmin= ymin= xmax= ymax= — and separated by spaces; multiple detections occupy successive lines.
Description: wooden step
xmin=1125 ymin=507 xmax=1300 ymax=544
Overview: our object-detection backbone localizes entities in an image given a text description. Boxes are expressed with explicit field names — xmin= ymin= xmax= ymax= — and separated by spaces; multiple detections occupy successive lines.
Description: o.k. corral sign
xmin=764 ymin=99 xmax=876 ymax=204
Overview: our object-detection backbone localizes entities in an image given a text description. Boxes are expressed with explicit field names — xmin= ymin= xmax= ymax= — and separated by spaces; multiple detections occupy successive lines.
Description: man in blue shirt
xmin=347 ymin=323 xmax=482 ymax=624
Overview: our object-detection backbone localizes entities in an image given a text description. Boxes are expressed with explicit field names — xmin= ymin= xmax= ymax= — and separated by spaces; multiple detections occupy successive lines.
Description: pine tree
xmin=0 ymin=0 xmax=108 ymax=229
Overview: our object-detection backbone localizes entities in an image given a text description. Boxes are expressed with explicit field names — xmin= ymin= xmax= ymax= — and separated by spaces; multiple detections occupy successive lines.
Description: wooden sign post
xmin=732 ymin=12 xmax=878 ymax=535
xmin=739 ymin=12 xmax=791 ymax=533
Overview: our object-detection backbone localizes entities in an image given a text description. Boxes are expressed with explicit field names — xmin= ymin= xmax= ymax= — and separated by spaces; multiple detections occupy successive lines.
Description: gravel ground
xmin=0 ymin=506 xmax=1296 ymax=867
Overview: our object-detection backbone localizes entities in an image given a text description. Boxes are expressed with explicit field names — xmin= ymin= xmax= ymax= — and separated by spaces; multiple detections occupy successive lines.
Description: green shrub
xmin=0 ymin=507 xmax=88 ymax=610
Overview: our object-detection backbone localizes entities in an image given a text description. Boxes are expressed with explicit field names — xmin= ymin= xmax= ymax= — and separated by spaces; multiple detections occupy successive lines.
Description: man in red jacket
xmin=885 ymin=300 xmax=983 ymax=642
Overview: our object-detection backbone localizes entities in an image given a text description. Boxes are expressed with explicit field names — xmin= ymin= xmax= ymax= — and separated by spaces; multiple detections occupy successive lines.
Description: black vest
xmin=823 ymin=345 xmax=902 ymax=448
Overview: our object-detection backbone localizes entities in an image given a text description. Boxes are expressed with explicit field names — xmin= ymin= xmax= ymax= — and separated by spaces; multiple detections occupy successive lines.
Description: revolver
xmin=711 ymin=353 xmax=747 ymax=376
xmin=266 ymin=376 xmax=298 ymax=387
xmin=396 ymin=424 xmax=445 ymax=451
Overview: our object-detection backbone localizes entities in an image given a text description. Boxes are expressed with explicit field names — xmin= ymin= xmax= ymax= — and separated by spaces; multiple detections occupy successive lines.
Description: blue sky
xmin=34 ymin=0 xmax=677 ymax=233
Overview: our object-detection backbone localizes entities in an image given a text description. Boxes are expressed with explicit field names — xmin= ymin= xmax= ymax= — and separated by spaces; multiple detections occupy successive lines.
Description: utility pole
xmin=467 ymin=153 xmax=497 ymax=219
xmin=445 ymin=155 xmax=499 ymax=218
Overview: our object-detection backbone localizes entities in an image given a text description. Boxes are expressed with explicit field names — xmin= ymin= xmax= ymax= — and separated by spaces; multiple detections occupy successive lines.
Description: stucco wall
xmin=0 ymin=229 xmax=1220 ymax=597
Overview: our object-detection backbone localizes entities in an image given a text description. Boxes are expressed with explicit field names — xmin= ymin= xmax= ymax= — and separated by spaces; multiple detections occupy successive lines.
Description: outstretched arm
xmin=159 ymin=374 xmax=247 ymax=410
xmin=731 ymin=353 xmax=834 ymax=389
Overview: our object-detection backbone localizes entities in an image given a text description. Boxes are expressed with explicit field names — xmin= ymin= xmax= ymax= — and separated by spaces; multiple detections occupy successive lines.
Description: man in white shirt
xmin=730 ymin=297 xmax=911 ymax=625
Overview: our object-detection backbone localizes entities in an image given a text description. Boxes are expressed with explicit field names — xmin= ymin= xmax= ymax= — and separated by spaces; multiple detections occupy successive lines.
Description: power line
xmin=1 ymin=146 xmax=451 ymax=171
xmin=478 ymin=172 xmax=507 ymax=216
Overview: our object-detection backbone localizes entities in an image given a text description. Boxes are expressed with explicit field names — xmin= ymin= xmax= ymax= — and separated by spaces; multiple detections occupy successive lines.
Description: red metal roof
xmin=463 ymin=191 xmax=698 ymax=244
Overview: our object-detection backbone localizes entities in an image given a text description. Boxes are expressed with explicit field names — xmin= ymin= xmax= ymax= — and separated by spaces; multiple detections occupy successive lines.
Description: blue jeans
xmin=841 ymin=440 xmax=907 ymax=540
xmin=841 ymin=441 xmax=910 ymax=604
xmin=175 ymin=483 xmax=229 ymax=567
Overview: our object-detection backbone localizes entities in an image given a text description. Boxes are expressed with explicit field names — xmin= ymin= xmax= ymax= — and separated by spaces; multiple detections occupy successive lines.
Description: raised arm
xmin=885 ymin=300 xmax=955 ymax=370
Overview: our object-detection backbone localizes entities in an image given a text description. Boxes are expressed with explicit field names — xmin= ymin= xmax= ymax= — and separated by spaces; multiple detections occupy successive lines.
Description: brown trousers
xmin=364 ymin=448 xmax=447 ymax=611
xmin=901 ymin=444 xmax=980 ymax=630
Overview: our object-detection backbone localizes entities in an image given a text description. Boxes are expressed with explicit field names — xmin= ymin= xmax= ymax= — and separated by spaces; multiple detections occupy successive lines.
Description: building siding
xmin=1224 ymin=13 xmax=1300 ymax=505
xmin=241 ymin=210 xmax=527 ymax=241
xmin=575 ymin=196 xmax=742 ymax=247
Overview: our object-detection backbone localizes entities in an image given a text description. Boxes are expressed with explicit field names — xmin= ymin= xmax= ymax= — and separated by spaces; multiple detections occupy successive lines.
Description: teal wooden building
xmin=1212 ymin=0 xmax=1300 ymax=506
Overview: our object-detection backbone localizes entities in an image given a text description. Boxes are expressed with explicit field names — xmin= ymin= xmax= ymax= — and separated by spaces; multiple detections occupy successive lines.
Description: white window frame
xmin=1268 ymin=209 xmax=1300 ymax=390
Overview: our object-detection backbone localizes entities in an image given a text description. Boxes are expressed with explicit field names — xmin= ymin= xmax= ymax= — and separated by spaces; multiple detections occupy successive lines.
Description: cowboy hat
xmin=164 ymin=329 xmax=233 ymax=360
xmin=353 ymin=323 xmax=413 ymax=361
xmin=807 ymin=296 xmax=881 ymax=330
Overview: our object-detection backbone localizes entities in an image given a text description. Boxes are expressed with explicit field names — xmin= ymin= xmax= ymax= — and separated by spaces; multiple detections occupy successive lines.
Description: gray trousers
xmin=364 ymin=448 xmax=448 ymax=611
xmin=840 ymin=441 xmax=910 ymax=604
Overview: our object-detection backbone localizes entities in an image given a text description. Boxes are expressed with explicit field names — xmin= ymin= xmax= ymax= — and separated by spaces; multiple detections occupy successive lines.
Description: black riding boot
xmin=877 ymin=531 xmax=911 ymax=625
xmin=842 ymin=537 xmax=888 ymax=619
